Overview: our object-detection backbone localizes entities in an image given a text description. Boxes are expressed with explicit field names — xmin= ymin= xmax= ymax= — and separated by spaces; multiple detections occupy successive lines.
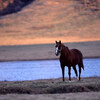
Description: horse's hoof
xmin=68 ymin=80 xmax=71 ymax=82
xmin=76 ymin=76 xmax=79 ymax=80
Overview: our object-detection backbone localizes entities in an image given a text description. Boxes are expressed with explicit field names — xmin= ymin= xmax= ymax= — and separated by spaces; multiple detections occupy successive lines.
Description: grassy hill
xmin=0 ymin=0 xmax=100 ymax=45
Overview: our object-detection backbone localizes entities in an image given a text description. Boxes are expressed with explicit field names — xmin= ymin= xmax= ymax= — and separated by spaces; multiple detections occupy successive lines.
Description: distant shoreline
xmin=0 ymin=40 xmax=100 ymax=47
xmin=0 ymin=57 xmax=100 ymax=62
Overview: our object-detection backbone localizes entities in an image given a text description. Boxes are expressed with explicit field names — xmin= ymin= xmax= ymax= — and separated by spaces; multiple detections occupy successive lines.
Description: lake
xmin=0 ymin=58 xmax=100 ymax=81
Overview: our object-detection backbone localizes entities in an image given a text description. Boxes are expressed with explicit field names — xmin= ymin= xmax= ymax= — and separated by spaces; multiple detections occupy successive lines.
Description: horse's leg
xmin=78 ymin=64 xmax=81 ymax=81
xmin=81 ymin=61 xmax=84 ymax=70
xmin=73 ymin=66 xmax=78 ymax=80
xmin=68 ymin=66 xmax=71 ymax=81
xmin=61 ymin=64 xmax=65 ymax=82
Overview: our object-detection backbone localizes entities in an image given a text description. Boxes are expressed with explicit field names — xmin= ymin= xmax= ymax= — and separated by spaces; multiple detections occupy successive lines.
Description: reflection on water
xmin=0 ymin=58 xmax=100 ymax=81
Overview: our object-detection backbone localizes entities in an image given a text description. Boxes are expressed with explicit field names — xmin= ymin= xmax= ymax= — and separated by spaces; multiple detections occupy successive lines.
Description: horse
xmin=55 ymin=40 xmax=84 ymax=81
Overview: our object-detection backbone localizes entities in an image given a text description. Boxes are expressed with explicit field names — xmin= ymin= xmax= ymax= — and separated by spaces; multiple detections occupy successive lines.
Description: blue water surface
xmin=0 ymin=58 xmax=100 ymax=81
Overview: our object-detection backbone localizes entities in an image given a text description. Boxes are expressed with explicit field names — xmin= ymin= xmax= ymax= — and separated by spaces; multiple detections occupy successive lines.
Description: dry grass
xmin=0 ymin=78 xmax=100 ymax=100
xmin=76 ymin=0 xmax=100 ymax=11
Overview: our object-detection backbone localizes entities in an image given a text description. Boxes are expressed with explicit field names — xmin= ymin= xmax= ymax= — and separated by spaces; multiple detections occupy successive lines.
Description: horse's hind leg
xmin=73 ymin=66 xmax=78 ymax=80
xmin=78 ymin=64 xmax=81 ymax=81
xmin=68 ymin=66 xmax=71 ymax=81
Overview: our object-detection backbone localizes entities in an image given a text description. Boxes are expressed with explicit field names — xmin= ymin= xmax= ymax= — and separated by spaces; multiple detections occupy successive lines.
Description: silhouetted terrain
xmin=0 ymin=0 xmax=35 ymax=16
xmin=0 ymin=0 xmax=100 ymax=16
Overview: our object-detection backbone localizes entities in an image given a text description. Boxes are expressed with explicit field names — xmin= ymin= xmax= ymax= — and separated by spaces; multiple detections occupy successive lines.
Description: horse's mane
xmin=61 ymin=43 xmax=70 ymax=54
xmin=61 ymin=43 xmax=69 ymax=50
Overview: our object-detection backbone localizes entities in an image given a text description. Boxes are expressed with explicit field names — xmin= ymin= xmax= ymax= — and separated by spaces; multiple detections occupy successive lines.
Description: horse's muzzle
xmin=55 ymin=53 xmax=59 ymax=56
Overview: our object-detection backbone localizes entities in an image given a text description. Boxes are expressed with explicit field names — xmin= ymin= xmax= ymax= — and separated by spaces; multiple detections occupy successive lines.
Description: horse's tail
xmin=81 ymin=62 xmax=84 ymax=70
xmin=79 ymin=60 xmax=84 ymax=70
xmin=82 ymin=64 xmax=84 ymax=70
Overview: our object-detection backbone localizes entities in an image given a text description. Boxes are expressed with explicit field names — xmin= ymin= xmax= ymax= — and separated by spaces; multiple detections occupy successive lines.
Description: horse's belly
xmin=65 ymin=58 xmax=79 ymax=66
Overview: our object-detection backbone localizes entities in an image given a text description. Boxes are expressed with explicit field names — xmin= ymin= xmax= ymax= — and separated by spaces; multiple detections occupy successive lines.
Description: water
xmin=0 ymin=58 xmax=100 ymax=81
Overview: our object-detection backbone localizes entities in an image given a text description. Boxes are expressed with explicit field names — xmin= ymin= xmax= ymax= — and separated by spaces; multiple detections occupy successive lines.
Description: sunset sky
xmin=0 ymin=0 xmax=100 ymax=45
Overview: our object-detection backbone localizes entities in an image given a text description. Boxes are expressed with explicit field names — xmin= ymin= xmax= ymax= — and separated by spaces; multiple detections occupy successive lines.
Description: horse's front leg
xmin=68 ymin=66 xmax=71 ymax=81
xmin=61 ymin=64 xmax=65 ymax=82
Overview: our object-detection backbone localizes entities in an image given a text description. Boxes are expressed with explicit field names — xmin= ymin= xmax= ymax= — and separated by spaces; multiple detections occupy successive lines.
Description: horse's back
xmin=71 ymin=49 xmax=83 ymax=58
xmin=69 ymin=49 xmax=83 ymax=65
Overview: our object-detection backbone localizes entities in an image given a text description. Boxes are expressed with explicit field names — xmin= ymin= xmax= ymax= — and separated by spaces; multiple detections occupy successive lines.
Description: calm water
xmin=0 ymin=58 xmax=100 ymax=81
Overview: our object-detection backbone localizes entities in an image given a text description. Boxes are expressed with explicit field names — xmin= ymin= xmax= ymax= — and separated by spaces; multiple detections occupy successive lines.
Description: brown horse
xmin=55 ymin=40 xmax=84 ymax=81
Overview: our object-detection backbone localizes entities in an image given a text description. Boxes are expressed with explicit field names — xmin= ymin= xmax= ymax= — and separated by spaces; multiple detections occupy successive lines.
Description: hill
xmin=0 ymin=0 xmax=100 ymax=45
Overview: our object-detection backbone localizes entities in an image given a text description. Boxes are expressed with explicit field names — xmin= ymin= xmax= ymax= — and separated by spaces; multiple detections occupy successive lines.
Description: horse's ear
xmin=59 ymin=40 xmax=61 ymax=44
xmin=55 ymin=41 xmax=57 ymax=44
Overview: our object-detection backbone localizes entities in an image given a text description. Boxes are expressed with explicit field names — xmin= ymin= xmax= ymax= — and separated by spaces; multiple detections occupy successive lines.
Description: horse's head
xmin=55 ymin=40 xmax=62 ymax=56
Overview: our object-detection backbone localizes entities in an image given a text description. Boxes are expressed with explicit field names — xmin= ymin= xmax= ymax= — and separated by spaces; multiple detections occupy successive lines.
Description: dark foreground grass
xmin=0 ymin=77 xmax=100 ymax=94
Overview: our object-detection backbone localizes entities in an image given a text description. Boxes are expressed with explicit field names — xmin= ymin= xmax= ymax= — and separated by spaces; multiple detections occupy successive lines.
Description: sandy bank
xmin=0 ymin=41 xmax=100 ymax=62
xmin=0 ymin=92 xmax=100 ymax=100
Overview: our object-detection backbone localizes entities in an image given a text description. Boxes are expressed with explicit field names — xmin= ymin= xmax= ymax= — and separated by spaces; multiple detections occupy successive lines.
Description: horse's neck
xmin=61 ymin=44 xmax=70 ymax=56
